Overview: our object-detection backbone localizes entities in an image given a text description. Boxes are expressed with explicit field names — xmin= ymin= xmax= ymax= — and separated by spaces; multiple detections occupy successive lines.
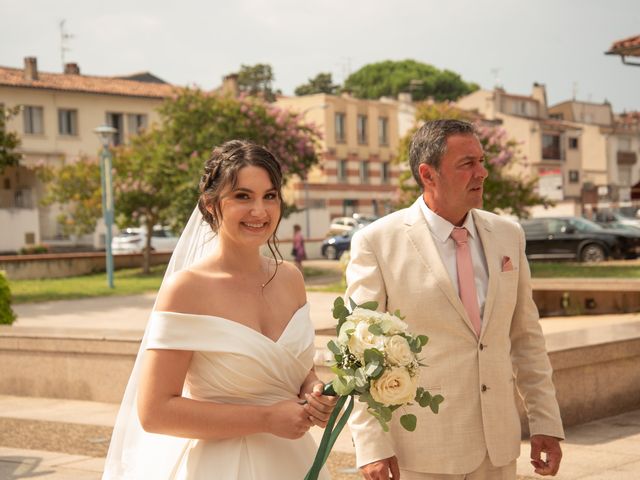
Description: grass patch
xmin=302 ymin=266 xmax=332 ymax=278
xmin=530 ymin=262 xmax=640 ymax=278
xmin=11 ymin=265 xmax=166 ymax=304
xmin=307 ymin=279 xmax=347 ymax=293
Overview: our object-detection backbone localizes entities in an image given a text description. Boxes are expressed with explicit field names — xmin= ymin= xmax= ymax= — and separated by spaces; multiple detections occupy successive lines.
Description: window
xmin=23 ymin=106 xmax=44 ymax=134
xmin=357 ymin=115 xmax=368 ymax=144
xmin=378 ymin=117 xmax=388 ymax=146
xmin=542 ymin=134 xmax=561 ymax=160
xmin=106 ymin=113 xmax=124 ymax=145
xmin=338 ymin=159 xmax=348 ymax=182
xmin=619 ymin=166 xmax=632 ymax=187
xmin=360 ymin=161 xmax=369 ymax=183
xmin=335 ymin=113 xmax=346 ymax=143
xmin=127 ymin=114 xmax=148 ymax=137
xmin=343 ymin=199 xmax=357 ymax=216
xmin=58 ymin=109 xmax=78 ymax=136
xmin=568 ymin=138 xmax=578 ymax=149
xmin=381 ymin=162 xmax=390 ymax=184
xmin=568 ymin=170 xmax=579 ymax=183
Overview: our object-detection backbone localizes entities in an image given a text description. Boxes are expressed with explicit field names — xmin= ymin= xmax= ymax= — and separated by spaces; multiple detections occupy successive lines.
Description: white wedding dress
xmin=120 ymin=302 xmax=329 ymax=480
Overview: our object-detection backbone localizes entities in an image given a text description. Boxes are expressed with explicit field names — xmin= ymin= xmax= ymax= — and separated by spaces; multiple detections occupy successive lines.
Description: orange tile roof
xmin=0 ymin=66 xmax=180 ymax=99
xmin=607 ymin=34 xmax=640 ymax=56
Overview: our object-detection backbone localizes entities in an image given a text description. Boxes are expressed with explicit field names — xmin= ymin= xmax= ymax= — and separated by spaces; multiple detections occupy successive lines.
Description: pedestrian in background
xmin=292 ymin=224 xmax=307 ymax=273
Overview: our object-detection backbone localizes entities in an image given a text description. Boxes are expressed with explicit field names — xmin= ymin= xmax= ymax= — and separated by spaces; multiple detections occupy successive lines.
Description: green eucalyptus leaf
xmin=393 ymin=309 xmax=406 ymax=320
xmin=359 ymin=301 xmax=379 ymax=311
xmin=327 ymin=340 xmax=341 ymax=356
xmin=349 ymin=297 xmax=358 ymax=310
xmin=368 ymin=323 xmax=384 ymax=335
xmin=334 ymin=297 xmax=345 ymax=308
xmin=380 ymin=406 xmax=392 ymax=422
xmin=332 ymin=376 xmax=355 ymax=396
xmin=418 ymin=391 xmax=432 ymax=408
xmin=400 ymin=414 xmax=417 ymax=431
xmin=417 ymin=335 xmax=429 ymax=346
xmin=430 ymin=394 xmax=445 ymax=414
xmin=364 ymin=348 xmax=384 ymax=365
xmin=333 ymin=305 xmax=350 ymax=320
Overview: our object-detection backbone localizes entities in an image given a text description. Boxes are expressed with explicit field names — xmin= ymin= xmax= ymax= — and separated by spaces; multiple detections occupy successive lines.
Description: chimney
xmin=64 ymin=63 xmax=80 ymax=75
xmin=24 ymin=57 xmax=38 ymax=81
xmin=531 ymin=82 xmax=548 ymax=118
xmin=221 ymin=74 xmax=239 ymax=97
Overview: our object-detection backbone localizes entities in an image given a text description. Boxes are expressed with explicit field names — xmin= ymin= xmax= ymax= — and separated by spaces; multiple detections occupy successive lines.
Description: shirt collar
xmin=419 ymin=196 xmax=477 ymax=243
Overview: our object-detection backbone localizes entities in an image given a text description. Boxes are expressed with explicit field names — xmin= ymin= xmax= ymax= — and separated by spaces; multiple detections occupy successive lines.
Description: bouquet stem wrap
xmin=304 ymin=385 xmax=354 ymax=480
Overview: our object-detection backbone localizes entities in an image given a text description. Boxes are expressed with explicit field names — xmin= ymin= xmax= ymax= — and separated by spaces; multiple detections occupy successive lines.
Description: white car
xmin=112 ymin=226 xmax=179 ymax=254
xmin=327 ymin=215 xmax=377 ymax=236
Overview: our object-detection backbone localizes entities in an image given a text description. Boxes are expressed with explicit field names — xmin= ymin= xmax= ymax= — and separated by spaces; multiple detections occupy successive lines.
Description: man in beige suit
xmin=346 ymin=119 xmax=564 ymax=479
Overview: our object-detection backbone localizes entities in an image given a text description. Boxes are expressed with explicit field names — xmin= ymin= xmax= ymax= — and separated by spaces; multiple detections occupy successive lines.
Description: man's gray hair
xmin=409 ymin=119 xmax=477 ymax=187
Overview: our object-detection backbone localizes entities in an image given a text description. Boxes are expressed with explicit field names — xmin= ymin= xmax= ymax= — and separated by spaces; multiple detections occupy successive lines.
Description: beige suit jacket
xmin=345 ymin=200 xmax=564 ymax=474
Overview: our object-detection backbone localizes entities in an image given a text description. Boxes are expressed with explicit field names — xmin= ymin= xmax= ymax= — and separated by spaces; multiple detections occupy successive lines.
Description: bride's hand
xmin=265 ymin=400 xmax=314 ymax=439
xmin=303 ymin=382 xmax=339 ymax=429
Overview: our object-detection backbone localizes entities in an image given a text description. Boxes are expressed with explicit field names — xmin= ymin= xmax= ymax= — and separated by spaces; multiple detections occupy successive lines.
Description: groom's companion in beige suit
xmin=346 ymin=120 xmax=564 ymax=479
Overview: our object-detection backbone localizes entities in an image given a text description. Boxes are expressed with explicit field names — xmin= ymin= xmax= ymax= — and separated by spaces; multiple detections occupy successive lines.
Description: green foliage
xmin=396 ymin=102 xmax=552 ymax=218
xmin=294 ymin=73 xmax=340 ymax=96
xmin=19 ymin=244 xmax=50 ymax=255
xmin=0 ymin=271 xmax=17 ymax=325
xmin=37 ymin=88 xmax=321 ymax=272
xmin=344 ymin=60 xmax=478 ymax=101
xmin=400 ymin=414 xmax=417 ymax=431
xmin=237 ymin=64 xmax=277 ymax=101
xmin=37 ymin=156 xmax=102 ymax=236
xmin=0 ymin=105 xmax=22 ymax=174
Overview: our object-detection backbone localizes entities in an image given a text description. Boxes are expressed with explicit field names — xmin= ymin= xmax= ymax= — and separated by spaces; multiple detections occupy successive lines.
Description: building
xmin=457 ymin=84 xmax=610 ymax=216
xmin=0 ymin=57 xmax=177 ymax=252
xmin=275 ymin=93 xmax=400 ymax=222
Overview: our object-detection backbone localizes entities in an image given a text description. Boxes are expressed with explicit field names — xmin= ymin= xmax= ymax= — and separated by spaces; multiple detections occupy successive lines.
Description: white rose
xmin=385 ymin=335 xmax=414 ymax=366
xmin=380 ymin=314 xmax=409 ymax=335
xmin=349 ymin=307 xmax=385 ymax=324
xmin=348 ymin=321 xmax=385 ymax=360
xmin=370 ymin=367 xmax=417 ymax=406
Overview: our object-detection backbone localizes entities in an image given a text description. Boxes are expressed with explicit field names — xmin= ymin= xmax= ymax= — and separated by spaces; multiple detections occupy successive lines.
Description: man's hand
xmin=530 ymin=434 xmax=562 ymax=476
xmin=360 ymin=456 xmax=400 ymax=479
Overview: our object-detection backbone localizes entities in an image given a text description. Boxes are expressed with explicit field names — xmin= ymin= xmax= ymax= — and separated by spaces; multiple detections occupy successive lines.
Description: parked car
xmin=327 ymin=215 xmax=377 ymax=236
xmin=593 ymin=210 xmax=640 ymax=230
xmin=520 ymin=216 xmax=640 ymax=262
xmin=112 ymin=226 xmax=179 ymax=254
xmin=321 ymin=229 xmax=359 ymax=260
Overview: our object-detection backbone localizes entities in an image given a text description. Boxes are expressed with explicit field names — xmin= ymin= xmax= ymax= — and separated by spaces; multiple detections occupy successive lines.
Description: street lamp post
xmin=93 ymin=125 xmax=117 ymax=289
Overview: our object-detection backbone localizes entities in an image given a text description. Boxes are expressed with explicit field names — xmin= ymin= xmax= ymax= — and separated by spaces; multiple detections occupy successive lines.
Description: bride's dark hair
xmin=198 ymin=140 xmax=284 ymax=273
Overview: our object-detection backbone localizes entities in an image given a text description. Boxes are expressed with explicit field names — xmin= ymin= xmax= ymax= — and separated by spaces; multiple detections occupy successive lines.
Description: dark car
xmin=520 ymin=216 xmax=640 ymax=262
xmin=321 ymin=230 xmax=356 ymax=260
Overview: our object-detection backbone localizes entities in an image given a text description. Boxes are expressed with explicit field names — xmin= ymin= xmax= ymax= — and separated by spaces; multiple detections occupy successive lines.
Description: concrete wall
xmin=1 ymin=325 xmax=639 ymax=429
xmin=0 ymin=251 xmax=172 ymax=280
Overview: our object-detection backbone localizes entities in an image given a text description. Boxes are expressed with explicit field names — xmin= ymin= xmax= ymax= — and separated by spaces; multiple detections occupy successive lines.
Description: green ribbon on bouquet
xmin=304 ymin=384 xmax=355 ymax=480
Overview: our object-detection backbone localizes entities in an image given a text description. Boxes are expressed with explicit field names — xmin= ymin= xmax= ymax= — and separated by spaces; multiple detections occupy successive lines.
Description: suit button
xmin=479 ymin=343 xmax=484 ymax=351
xmin=481 ymin=384 xmax=488 ymax=392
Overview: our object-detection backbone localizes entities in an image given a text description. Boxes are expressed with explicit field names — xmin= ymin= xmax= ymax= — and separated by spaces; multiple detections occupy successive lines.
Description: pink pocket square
xmin=501 ymin=256 xmax=514 ymax=272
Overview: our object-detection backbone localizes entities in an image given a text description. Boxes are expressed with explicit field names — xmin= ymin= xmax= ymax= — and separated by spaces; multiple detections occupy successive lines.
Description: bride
xmin=103 ymin=140 xmax=335 ymax=479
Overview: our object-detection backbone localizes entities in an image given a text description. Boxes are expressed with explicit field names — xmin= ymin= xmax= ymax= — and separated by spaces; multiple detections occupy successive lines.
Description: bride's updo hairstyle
xmin=198 ymin=140 xmax=284 ymax=263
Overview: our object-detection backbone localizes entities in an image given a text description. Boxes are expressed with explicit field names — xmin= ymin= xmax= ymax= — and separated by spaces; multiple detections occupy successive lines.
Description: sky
xmin=1 ymin=0 xmax=639 ymax=112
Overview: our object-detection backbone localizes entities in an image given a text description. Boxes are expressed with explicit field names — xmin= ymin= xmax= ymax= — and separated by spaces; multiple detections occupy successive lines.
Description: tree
xmin=294 ymin=73 xmax=340 ymax=96
xmin=237 ymin=64 xmax=277 ymax=101
xmin=0 ymin=105 xmax=22 ymax=174
xmin=344 ymin=60 xmax=479 ymax=102
xmin=39 ymin=88 xmax=321 ymax=273
xmin=396 ymin=102 xmax=552 ymax=218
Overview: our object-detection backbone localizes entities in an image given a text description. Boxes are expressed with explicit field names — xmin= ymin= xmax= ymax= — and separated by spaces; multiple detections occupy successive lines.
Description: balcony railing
xmin=617 ymin=150 xmax=637 ymax=165
xmin=0 ymin=189 xmax=34 ymax=209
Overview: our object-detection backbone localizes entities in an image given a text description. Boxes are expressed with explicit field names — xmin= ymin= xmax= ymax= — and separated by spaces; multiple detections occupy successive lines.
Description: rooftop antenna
xmin=490 ymin=67 xmax=502 ymax=88
xmin=59 ymin=19 xmax=74 ymax=70
xmin=572 ymin=81 xmax=578 ymax=100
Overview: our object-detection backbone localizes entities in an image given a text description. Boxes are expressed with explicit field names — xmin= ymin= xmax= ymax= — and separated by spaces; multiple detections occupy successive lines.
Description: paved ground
xmin=3 ymin=262 xmax=640 ymax=479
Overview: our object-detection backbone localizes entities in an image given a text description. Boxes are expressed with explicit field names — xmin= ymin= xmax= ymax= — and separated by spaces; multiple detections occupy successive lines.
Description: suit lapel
xmin=404 ymin=201 xmax=476 ymax=336
xmin=472 ymin=210 xmax=499 ymax=338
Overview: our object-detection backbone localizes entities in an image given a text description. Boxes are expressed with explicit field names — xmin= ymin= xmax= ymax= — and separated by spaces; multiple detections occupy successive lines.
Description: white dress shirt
xmin=418 ymin=197 xmax=489 ymax=318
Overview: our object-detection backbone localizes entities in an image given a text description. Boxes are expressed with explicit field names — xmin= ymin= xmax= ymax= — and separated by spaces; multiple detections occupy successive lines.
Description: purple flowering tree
xmin=396 ymin=102 xmax=551 ymax=218
xmin=39 ymin=88 xmax=320 ymax=272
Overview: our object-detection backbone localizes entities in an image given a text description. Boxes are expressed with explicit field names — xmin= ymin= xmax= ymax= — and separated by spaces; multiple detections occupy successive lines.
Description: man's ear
xmin=418 ymin=163 xmax=436 ymax=188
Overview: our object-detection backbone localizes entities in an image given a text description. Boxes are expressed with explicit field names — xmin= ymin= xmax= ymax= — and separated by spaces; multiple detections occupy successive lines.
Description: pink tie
xmin=451 ymin=227 xmax=482 ymax=337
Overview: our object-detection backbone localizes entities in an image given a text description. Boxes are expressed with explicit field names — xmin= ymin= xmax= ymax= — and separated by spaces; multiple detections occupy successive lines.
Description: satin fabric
xmin=110 ymin=303 xmax=329 ymax=479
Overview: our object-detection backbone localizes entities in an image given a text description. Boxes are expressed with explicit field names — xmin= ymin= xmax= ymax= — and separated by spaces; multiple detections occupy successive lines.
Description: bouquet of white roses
xmin=305 ymin=297 xmax=443 ymax=480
